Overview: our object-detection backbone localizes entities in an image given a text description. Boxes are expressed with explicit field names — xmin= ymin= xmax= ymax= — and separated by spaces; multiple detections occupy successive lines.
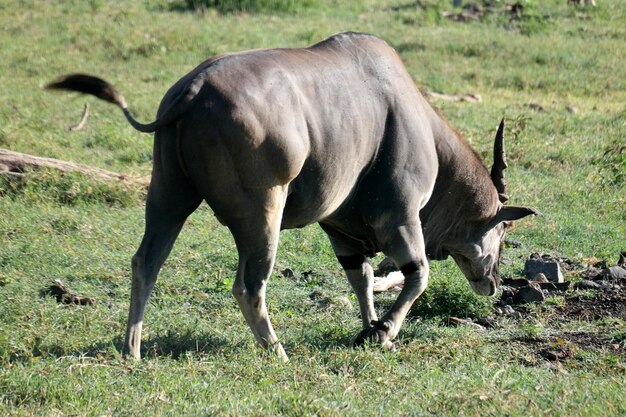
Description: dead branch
xmin=69 ymin=102 xmax=90 ymax=131
xmin=426 ymin=91 xmax=482 ymax=103
xmin=0 ymin=148 xmax=149 ymax=186
xmin=373 ymin=271 xmax=405 ymax=292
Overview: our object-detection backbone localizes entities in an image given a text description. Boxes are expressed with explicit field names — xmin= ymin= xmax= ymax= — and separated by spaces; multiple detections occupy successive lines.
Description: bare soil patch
xmin=554 ymin=288 xmax=626 ymax=322
xmin=486 ymin=253 xmax=626 ymax=363
xmin=504 ymin=286 xmax=626 ymax=364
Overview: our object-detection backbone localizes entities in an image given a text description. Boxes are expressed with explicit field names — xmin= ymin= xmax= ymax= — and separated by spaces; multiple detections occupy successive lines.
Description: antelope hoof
xmin=121 ymin=341 xmax=142 ymax=360
xmin=269 ymin=341 xmax=290 ymax=363
xmin=353 ymin=320 xmax=397 ymax=352
xmin=121 ymin=350 xmax=141 ymax=360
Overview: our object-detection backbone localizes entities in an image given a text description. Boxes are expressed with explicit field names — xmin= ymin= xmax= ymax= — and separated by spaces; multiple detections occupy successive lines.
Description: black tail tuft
xmin=46 ymin=74 xmax=125 ymax=108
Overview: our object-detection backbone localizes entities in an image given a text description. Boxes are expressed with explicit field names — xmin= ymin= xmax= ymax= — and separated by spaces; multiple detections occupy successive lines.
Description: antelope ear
xmin=497 ymin=205 xmax=541 ymax=222
xmin=486 ymin=206 xmax=542 ymax=230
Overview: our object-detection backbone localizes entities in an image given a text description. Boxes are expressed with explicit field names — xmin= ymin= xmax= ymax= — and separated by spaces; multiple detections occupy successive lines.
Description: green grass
xmin=1 ymin=0 xmax=625 ymax=415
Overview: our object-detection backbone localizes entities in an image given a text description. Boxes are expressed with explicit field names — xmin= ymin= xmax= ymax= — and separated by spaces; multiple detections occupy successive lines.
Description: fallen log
xmin=0 ymin=148 xmax=148 ymax=186
xmin=426 ymin=91 xmax=482 ymax=103
xmin=373 ymin=271 xmax=405 ymax=292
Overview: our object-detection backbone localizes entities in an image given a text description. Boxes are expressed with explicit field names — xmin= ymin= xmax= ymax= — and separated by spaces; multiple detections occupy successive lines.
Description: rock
xmin=498 ymin=285 xmax=518 ymax=306
xmin=605 ymin=266 xmax=626 ymax=281
xmin=602 ymin=283 xmax=620 ymax=292
xmin=525 ymin=254 xmax=564 ymax=283
xmin=502 ymin=278 xmax=531 ymax=288
xmin=565 ymin=105 xmax=578 ymax=114
xmin=502 ymin=305 xmax=516 ymax=315
xmin=512 ymin=284 xmax=545 ymax=304
xmin=448 ymin=317 xmax=486 ymax=331
xmin=500 ymin=305 xmax=523 ymax=319
xmin=503 ymin=297 xmax=515 ymax=306
xmin=538 ymin=281 xmax=571 ymax=292
xmin=499 ymin=285 xmax=518 ymax=299
xmin=280 ymin=268 xmax=295 ymax=278
xmin=574 ymin=279 xmax=602 ymax=290
xmin=531 ymin=273 xmax=549 ymax=283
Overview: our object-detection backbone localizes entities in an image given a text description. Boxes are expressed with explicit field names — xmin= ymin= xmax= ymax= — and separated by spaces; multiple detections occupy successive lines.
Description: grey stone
xmin=502 ymin=305 xmax=516 ymax=315
xmin=574 ymin=279 xmax=602 ymax=290
xmin=501 ymin=305 xmax=523 ymax=319
xmin=448 ymin=317 xmax=486 ymax=331
xmin=525 ymin=256 xmax=564 ymax=283
xmin=499 ymin=285 xmax=518 ymax=299
xmin=512 ymin=284 xmax=545 ymax=304
xmin=606 ymin=266 xmax=626 ymax=280
xmin=538 ymin=281 xmax=571 ymax=292
xmin=531 ymin=273 xmax=549 ymax=283
xmin=502 ymin=278 xmax=530 ymax=288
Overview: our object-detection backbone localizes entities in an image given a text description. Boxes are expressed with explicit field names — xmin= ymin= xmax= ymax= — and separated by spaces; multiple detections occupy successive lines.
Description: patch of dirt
xmin=513 ymin=331 xmax=625 ymax=367
xmin=564 ymin=332 xmax=625 ymax=353
xmin=490 ymin=253 xmax=626 ymax=364
xmin=376 ymin=252 xmax=626 ymax=364
xmin=554 ymin=289 xmax=626 ymax=322
xmin=500 ymin=285 xmax=626 ymax=366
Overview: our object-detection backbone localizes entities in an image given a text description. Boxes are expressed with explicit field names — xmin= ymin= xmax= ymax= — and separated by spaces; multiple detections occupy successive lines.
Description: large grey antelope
xmin=47 ymin=32 xmax=539 ymax=362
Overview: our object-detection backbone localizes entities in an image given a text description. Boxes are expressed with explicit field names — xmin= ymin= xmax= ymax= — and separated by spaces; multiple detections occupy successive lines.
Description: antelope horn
xmin=491 ymin=119 xmax=509 ymax=203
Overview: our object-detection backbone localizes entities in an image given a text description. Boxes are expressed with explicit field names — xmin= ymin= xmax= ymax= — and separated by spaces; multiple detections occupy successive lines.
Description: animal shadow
xmin=140 ymin=331 xmax=230 ymax=359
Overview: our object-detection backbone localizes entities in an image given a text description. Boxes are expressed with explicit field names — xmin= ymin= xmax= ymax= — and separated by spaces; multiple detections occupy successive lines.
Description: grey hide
xmin=47 ymin=32 xmax=539 ymax=361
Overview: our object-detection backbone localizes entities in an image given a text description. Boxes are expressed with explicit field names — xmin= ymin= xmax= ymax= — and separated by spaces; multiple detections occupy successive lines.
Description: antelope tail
xmin=46 ymin=73 xmax=169 ymax=133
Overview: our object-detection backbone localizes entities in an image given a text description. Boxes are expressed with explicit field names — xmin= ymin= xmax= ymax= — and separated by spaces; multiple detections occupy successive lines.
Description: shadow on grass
xmin=14 ymin=331 xmax=230 ymax=363
xmin=141 ymin=331 xmax=230 ymax=359
xmin=12 ymin=324 xmax=453 ymax=364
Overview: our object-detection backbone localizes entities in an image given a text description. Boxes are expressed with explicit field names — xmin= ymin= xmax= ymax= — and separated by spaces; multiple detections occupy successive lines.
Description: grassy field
xmin=1 ymin=0 xmax=625 ymax=415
